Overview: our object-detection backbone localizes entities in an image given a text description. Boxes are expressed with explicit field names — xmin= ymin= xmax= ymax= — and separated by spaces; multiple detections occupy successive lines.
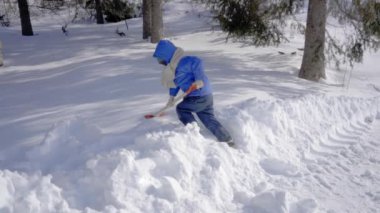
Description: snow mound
xmin=25 ymin=117 xmax=102 ymax=173
xmin=1 ymin=94 xmax=379 ymax=212
xmin=222 ymin=94 xmax=379 ymax=157
xmin=0 ymin=170 xmax=77 ymax=213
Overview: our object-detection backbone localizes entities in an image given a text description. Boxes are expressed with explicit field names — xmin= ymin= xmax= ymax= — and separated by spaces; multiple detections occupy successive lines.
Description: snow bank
xmin=0 ymin=170 xmax=76 ymax=213
xmin=0 ymin=94 xmax=379 ymax=212
xmin=25 ymin=118 xmax=103 ymax=173
xmin=223 ymin=94 xmax=379 ymax=157
xmin=220 ymin=94 xmax=379 ymax=212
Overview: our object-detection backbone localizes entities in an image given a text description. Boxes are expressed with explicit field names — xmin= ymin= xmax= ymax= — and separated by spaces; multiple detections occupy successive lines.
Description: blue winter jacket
xmin=153 ymin=40 xmax=212 ymax=97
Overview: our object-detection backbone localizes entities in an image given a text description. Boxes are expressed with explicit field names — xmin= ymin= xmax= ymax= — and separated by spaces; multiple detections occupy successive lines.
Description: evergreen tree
xmin=204 ymin=0 xmax=380 ymax=81
xmin=326 ymin=0 xmax=380 ymax=66
xmin=102 ymin=0 xmax=135 ymax=22
xmin=206 ymin=0 xmax=302 ymax=45
xmin=95 ymin=0 xmax=104 ymax=24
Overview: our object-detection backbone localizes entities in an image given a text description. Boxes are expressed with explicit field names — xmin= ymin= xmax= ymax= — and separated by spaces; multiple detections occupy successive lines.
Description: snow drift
xmin=1 ymin=94 xmax=379 ymax=213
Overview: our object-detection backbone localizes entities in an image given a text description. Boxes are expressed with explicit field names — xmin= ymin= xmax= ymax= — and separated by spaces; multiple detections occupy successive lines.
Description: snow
xmin=1 ymin=1 xmax=380 ymax=212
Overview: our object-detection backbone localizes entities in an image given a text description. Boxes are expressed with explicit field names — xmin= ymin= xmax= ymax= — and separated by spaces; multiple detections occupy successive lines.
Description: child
xmin=153 ymin=40 xmax=234 ymax=147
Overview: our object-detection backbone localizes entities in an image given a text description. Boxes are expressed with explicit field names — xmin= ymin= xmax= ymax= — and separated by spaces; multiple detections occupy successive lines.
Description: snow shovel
xmin=144 ymin=85 xmax=197 ymax=119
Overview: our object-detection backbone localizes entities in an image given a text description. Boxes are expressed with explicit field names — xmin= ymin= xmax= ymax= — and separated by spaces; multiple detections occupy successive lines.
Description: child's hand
xmin=166 ymin=96 xmax=175 ymax=107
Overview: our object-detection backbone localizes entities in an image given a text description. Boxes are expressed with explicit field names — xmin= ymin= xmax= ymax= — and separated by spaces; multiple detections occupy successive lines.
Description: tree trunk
xmin=0 ymin=40 xmax=3 ymax=66
xmin=17 ymin=0 xmax=33 ymax=36
xmin=95 ymin=0 xmax=104 ymax=24
xmin=142 ymin=0 xmax=152 ymax=39
xmin=299 ymin=0 xmax=327 ymax=81
xmin=151 ymin=0 xmax=163 ymax=43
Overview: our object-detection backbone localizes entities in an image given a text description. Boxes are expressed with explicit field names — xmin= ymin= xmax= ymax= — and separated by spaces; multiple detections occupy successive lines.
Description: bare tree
xmin=298 ymin=0 xmax=327 ymax=81
xmin=17 ymin=0 xmax=33 ymax=36
xmin=151 ymin=0 xmax=163 ymax=43
xmin=142 ymin=0 xmax=152 ymax=39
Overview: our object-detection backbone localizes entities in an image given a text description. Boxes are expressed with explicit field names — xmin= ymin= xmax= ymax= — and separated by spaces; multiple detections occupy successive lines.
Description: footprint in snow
xmin=259 ymin=158 xmax=300 ymax=177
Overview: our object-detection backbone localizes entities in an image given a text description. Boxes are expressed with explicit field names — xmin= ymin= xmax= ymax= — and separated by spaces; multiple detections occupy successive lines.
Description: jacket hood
xmin=153 ymin=40 xmax=177 ymax=64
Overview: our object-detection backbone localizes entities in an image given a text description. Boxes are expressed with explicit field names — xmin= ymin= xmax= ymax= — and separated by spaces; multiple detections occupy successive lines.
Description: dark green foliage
xmin=208 ymin=0 xmax=304 ymax=46
xmin=102 ymin=0 xmax=134 ymax=22
xmin=359 ymin=1 xmax=380 ymax=38
xmin=349 ymin=42 xmax=364 ymax=63
xmin=327 ymin=0 xmax=379 ymax=65
xmin=86 ymin=0 xmax=136 ymax=23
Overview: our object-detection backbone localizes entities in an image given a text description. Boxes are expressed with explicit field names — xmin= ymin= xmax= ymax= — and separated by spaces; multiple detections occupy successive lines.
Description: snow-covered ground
xmin=0 ymin=1 xmax=379 ymax=213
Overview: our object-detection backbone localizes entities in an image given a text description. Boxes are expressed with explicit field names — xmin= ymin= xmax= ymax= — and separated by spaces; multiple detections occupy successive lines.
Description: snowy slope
xmin=1 ymin=1 xmax=380 ymax=213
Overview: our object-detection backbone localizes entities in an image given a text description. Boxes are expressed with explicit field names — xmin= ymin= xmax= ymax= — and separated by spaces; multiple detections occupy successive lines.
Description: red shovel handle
xmin=144 ymin=112 xmax=166 ymax=119
xmin=185 ymin=84 xmax=197 ymax=94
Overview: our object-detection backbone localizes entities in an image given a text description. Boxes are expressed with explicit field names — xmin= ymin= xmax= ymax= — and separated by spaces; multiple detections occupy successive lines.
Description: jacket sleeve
xmin=192 ymin=58 xmax=205 ymax=81
xmin=169 ymin=87 xmax=180 ymax=96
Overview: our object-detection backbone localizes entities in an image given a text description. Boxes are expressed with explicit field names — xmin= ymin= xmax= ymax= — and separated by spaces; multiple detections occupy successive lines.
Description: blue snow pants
xmin=176 ymin=94 xmax=232 ymax=142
